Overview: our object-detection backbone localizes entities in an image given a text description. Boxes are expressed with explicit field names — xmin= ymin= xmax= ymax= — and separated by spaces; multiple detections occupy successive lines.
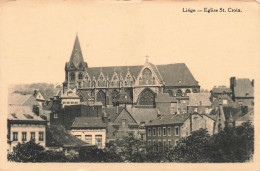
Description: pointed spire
xmin=69 ymin=34 xmax=86 ymax=68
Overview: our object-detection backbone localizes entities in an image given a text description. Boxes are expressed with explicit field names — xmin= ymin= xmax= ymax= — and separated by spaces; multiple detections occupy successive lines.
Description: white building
xmin=8 ymin=106 xmax=47 ymax=152
xmin=70 ymin=117 xmax=107 ymax=149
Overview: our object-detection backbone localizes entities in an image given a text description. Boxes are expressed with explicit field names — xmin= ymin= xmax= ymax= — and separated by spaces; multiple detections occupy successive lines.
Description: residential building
xmin=70 ymin=117 xmax=107 ymax=149
xmin=35 ymin=88 xmax=59 ymax=106
xmin=62 ymin=35 xmax=200 ymax=107
xmin=7 ymin=106 xmax=47 ymax=152
xmin=187 ymin=92 xmax=212 ymax=114
xmin=210 ymin=86 xmax=232 ymax=101
xmin=145 ymin=113 xmax=216 ymax=150
xmin=9 ymin=93 xmax=38 ymax=107
xmin=230 ymin=77 xmax=254 ymax=107
xmin=46 ymin=124 xmax=91 ymax=155
xmin=106 ymin=106 xmax=158 ymax=142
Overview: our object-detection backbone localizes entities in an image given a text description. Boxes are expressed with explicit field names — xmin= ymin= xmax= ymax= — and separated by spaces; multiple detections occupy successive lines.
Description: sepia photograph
xmin=0 ymin=0 xmax=259 ymax=170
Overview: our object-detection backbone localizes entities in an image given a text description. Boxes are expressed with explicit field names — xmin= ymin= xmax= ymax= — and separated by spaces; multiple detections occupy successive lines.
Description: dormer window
xmin=67 ymin=91 xmax=73 ymax=96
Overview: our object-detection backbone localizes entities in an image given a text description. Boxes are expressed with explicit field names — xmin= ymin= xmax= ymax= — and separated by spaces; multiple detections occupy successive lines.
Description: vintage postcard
xmin=0 ymin=0 xmax=259 ymax=170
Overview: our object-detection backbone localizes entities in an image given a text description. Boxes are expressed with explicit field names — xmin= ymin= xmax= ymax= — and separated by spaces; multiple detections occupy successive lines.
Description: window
xmin=168 ymin=127 xmax=171 ymax=136
xmin=153 ymin=128 xmax=156 ymax=136
xmin=22 ymin=132 xmax=27 ymax=141
xmin=54 ymin=113 xmax=59 ymax=118
xmin=39 ymin=132 xmax=44 ymax=141
xmin=168 ymin=140 xmax=171 ymax=147
xmin=205 ymin=108 xmax=209 ymax=114
xmin=194 ymin=107 xmax=198 ymax=112
xmin=30 ymin=132 xmax=35 ymax=141
xmin=175 ymin=139 xmax=179 ymax=146
xmin=175 ymin=126 xmax=179 ymax=136
xmin=158 ymin=127 xmax=161 ymax=136
xmin=153 ymin=140 xmax=156 ymax=146
xmin=71 ymin=102 xmax=75 ymax=104
xmin=13 ymin=132 xmax=18 ymax=141
xmin=148 ymin=128 xmax=151 ymax=136
xmin=140 ymin=134 xmax=144 ymax=140
xmin=122 ymin=119 xmax=126 ymax=127
xmin=128 ymin=132 xmax=134 ymax=137
xmin=95 ymin=135 xmax=102 ymax=148
xmin=163 ymin=140 xmax=166 ymax=147
xmin=163 ymin=127 xmax=166 ymax=136
xmin=148 ymin=140 xmax=151 ymax=146
xmin=75 ymin=135 xmax=82 ymax=139
xmin=85 ymin=135 xmax=92 ymax=144
xmin=223 ymin=99 xmax=227 ymax=105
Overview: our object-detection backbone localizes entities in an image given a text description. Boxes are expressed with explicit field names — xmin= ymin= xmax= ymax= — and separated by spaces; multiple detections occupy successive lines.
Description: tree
xmin=8 ymin=140 xmax=46 ymax=162
xmin=209 ymin=121 xmax=254 ymax=162
xmin=170 ymin=129 xmax=211 ymax=162
xmin=8 ymin=140 xmax=67 ymax=162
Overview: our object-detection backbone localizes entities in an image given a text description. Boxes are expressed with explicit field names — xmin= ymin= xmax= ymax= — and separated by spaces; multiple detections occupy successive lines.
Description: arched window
xmin=78 ymin=73 xmax=83 ymax=80
xmin=111 ymin=90 xmax=119 ymax=100
xmin=168 ymin=90 xmax=173 ymax=97
xmin=142 ymin=68 xmax=152 ymax=85
xmin=125 ymin=81 xmax=128 ymax=86
xmin=70 ymin=72 xmax=75 ymax=81
xmin=193 ymin=89 xmax=197 ymax=93
xmin=186 ymin=89 xmax=191 ymax=94
xmin=177 ymin=89 xmax=182 ymax=96
xmin=97 ymin=90 xmax=106 ymax=106
xmin=138 ymin=88 xmax=155 ymax=106
xmin=125 ymin=89 xmax=133 ymax=100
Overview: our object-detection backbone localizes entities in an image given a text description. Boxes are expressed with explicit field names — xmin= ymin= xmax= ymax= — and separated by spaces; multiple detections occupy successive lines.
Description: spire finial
xmin=146 ymin=55 xmax=149 ymax=62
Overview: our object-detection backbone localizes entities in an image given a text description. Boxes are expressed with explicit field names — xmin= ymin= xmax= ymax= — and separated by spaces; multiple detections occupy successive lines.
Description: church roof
xmin=86 ymin=63 xmax=198 ymax=87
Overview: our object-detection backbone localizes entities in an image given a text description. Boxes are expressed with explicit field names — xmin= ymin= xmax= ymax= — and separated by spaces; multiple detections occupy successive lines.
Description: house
xmin=62 ymin=35 xmax=200 ymax=107
xmin=46 ymin=124 xmax=91 ymax=155
xmin=9 ymin=93 xmax=38 ymax=107
xmin=35 ymin=88 xmax=58 ymax=106
xmin=70 ymin=117 xmax=107 ymax=149
xmin=211 ymin=94 xmax=238 ymax=109
xmin=212 ymin=104 xmax=254 ymax=133
xmin=49 ymin=102 xmax=103 ymax=129
xmin=60 ymin=88 xmax=81 ymax=108
xmin=106 ymin=106 xmax=158 ymax=142
xmin=230 ymin=77 xmax=254 ymax=107
xmin=210 ymin=86 xmax=232 ymax=101
xmin=187 ymin=92 xmax=212 ymax=114
xmin=155 ymin=93 xmax=189 ymax=115
xmin=7 ymin=106 xmax=47 ymax=152
xmin=145 ymin=113 xmax=216 ymax=150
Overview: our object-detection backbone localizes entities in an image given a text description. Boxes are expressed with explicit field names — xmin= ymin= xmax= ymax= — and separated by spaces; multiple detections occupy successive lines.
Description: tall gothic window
xmin=142 ymin=68 xmax=152 ymax=85
xmin=78 ymin=73 xmax=83 ymax=80
xmin=97 ymin=90 xmax=106 ymax=106
xmin=70 ymin=72 xmax=75 ymax=81
xmin=138 ymin=88 xmax=155 ymax=106
xmin=111 ymin=90 xmax=119 ymax=101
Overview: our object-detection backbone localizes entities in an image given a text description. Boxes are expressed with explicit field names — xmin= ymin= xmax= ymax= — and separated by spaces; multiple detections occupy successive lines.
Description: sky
xmin=0 ymin=0 xmax=259 ymax=90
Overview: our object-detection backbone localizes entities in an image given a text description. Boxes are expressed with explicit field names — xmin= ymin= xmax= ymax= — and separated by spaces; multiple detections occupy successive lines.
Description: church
xmin=61 ymin=35 xmax=200 ymax=107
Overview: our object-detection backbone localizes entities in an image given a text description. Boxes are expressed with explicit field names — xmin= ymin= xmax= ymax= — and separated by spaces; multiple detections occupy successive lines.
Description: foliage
xmin=209 ymin=121 xmax=254 ymax=162
xmin=8 ymin=122 xmax=254 ymax=163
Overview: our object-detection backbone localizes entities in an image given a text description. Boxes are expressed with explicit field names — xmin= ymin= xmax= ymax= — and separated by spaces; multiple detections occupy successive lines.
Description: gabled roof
xmin=46 ymin=125 xmax=88 ymax=147
xmin=188 ymin=93 xmax=211 ymax=106
xmin=38 ymin=89 xmax=56 ymax=101
xmin=8 ymin=106 xmax=45 ymax=122
xmin=126 ymin=106 xmax=158 ymax=125
xmin=87 ymin=65 xmax=143 ymax=81
xmin=71 ymin=117 xmax=107 ymax=128
xmin=85 ymin=63 xmax=198 ymax=87
xmin=234 ymin=78 xmax=254 ymax=98
xmin=8 ymin=93 xmax=38 ymax=106
xmin=156 ymin=63 xmax=199 ymax=86
xmin=211 ymin=86 xmax=232 ymax=94
xmin=103 ymin=106 xmax=124 ymax=122
xmin=146 ymin=114 xmax=190 ymax=126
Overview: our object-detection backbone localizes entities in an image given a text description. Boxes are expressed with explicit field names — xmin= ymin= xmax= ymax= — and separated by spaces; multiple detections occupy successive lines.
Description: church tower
xmin=63 ymin=35 xmax=88 ymax=91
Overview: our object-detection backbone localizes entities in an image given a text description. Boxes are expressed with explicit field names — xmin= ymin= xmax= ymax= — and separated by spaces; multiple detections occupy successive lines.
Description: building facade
xmin=8 ymin=106 xmax=47 ymax=152
xmin=62 ymin=35 xmax=200 ymax=107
